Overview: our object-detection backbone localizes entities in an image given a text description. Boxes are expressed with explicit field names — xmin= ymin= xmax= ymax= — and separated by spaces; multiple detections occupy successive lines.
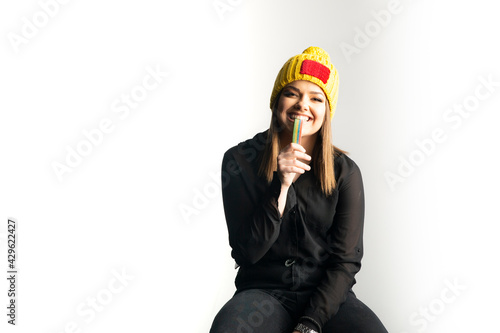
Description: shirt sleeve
xmin=221 ymin=148 xmax=297 ymax=266
xmin=299 ymin=157 xmax=365 ymax=328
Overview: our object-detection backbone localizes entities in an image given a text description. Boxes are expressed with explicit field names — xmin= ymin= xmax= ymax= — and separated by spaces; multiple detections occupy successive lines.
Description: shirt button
xmin=285 ymin=259 xmax=296 ymax=267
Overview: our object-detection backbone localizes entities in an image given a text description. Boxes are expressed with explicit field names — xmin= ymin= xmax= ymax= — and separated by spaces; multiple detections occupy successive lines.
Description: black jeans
xmin=210 ymin=289 xmax=388 ymax=333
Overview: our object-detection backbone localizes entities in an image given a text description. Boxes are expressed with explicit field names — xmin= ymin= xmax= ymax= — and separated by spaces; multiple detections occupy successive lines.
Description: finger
xmin=279 ymin=148 xmax=310 ymax=158
xmin=289 ymin=142 xmax=306 ymax=153
xmin=279 ymin=159 xmax=311 ymax=172
xmin=291 ymin=150 xmax=311 ymax=161
xmin=287 ymin=160 xmax=311 ymax=171
xmin=287 ymin=144 xmax=311 ymax=161
xmin=296 ymin=160 xmax=311 ymax=171
xmin=279 ymin=165 xmax=306 ymax=174
xmin=280 ymin=142 xmax=306 ymax=154
xmin=278 ymin=156 xmax=311 ymax=171
xmin=281 ymin=151 xmax=311 ymax=162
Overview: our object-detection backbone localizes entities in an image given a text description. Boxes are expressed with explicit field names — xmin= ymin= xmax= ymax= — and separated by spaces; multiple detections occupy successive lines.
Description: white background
xmin=1 ymin=0 xmax=500 ymax=332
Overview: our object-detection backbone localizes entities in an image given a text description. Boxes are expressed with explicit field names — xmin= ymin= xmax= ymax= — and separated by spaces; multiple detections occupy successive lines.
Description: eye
xmin=312 ymin=97 xmax=324 ymax=102
xmin=283 ymin=90 xmax=297 ymax=97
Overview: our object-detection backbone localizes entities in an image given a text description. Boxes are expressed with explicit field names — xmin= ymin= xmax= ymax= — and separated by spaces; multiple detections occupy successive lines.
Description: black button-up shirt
xmin=221 ymin=130 xmax=365 ymax=328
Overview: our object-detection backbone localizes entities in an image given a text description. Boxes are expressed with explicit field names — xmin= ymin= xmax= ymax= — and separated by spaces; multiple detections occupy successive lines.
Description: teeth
xmin=291 ymin=115 xmax=309 ymax=121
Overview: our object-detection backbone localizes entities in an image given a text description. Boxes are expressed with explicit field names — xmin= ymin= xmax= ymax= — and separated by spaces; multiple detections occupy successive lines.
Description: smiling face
xmin=276 ymin=80 xmax=327 ymax=142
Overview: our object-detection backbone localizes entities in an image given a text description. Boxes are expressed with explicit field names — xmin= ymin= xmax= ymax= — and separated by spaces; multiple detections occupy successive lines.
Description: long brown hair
xmin=258 ymin=93 xmax=345 ymax=196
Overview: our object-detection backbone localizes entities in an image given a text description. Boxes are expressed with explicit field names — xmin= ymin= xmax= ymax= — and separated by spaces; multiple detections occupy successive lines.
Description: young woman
xmin=210 ymin=47 xmax=387 ymax=333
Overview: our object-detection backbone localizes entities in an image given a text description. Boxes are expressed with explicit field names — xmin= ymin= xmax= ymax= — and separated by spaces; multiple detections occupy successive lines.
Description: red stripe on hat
xmin=300 ymin=59 xmax=330 ymax=84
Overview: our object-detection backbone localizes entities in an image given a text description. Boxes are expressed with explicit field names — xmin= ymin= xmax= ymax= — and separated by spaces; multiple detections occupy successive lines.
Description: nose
xmin=295 ymin=97 xmax=309 ymax=111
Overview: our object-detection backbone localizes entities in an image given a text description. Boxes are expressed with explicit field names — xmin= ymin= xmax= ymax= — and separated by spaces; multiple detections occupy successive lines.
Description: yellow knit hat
xmin=270 ymin=46 xmax=339 ymax=119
